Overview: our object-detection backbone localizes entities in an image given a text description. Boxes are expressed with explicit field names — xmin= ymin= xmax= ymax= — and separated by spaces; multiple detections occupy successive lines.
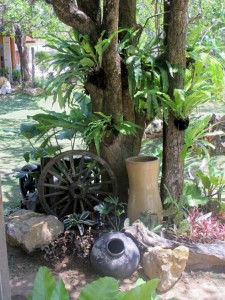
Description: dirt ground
xmin=8 ymin=245 xmax=225 ymax=300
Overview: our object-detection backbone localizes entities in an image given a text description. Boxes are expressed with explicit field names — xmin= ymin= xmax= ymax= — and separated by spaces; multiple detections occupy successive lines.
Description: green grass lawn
xmin=0 ymin=93 xmax=63 ymax=211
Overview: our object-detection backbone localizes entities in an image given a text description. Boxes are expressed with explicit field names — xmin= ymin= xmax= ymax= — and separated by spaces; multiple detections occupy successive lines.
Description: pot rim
xmin=106 ymin=238 xmax=125 ymax=257
xmin=125 ymin=155 xmax=159 ymax=163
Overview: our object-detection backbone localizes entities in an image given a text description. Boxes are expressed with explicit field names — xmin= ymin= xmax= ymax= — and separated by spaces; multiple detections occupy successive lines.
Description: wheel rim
xmin=38 ymin=150 xmax=118 ymax=218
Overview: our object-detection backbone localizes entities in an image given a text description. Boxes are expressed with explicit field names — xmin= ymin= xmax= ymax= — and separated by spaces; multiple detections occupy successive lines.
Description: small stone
xmin=5 ymin=209 xmax=64 ymax=253
xmin=143 ymin=246 xmax=189 ymax=292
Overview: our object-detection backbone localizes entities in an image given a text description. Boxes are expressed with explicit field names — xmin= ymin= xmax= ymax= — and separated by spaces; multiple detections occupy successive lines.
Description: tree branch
xmin=77 ymin=0 xmax=101 ymax=26
xmin=48 ymin=0 xmax=98 ymax=42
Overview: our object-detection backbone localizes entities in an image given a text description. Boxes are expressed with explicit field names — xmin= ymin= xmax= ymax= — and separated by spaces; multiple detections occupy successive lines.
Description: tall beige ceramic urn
xmin=125 ymin=156 xmax=163 ymax=223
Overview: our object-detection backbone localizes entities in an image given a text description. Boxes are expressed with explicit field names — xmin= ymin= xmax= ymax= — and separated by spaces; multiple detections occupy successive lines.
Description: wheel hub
xmin=69 ymin=183 xmax=86 ymax=198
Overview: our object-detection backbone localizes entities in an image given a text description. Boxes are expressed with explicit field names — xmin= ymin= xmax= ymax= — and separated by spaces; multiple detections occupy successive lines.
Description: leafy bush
xmin=33 ymin=76 xmax=49 ymax=89
xmin=187 ymin=208 xmax=225 ymax=243
xmin=12 ymin=69 xmax=21 ymax=82
xmin=94 ymin=196 xmax=126 ymax=231
xmin=35 ymin=50 xmax=51 ymax=75
xmin=28 ymin=267 xmax=176 ymax=300
xmin=0 ymin=67 xmax=9 ymax=77
xmin=183 ymin=159 xmax=225 ymax=210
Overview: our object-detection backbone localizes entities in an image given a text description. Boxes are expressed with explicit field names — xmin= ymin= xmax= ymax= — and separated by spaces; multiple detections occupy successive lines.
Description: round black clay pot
xmin=90 ymin=232 xmax=140 ymax=278
xmin=174 ymin=117 xmax=190 ymax=130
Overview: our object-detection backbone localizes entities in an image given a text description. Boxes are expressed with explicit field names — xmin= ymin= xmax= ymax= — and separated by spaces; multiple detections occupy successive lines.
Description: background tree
xmin=160 ymin=0 xmax=189 ymax=201
xmin=1 ymin=0 xmax=67 ymax=85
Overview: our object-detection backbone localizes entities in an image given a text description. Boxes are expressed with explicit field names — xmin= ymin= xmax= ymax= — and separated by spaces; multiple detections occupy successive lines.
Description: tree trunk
xmin=161 ymin=0 xmax=189 ymax=202
xmin=49 ymin=0 xmax=145 ymax=201
xmin=14 ymin=24 xmax=31 ymax=86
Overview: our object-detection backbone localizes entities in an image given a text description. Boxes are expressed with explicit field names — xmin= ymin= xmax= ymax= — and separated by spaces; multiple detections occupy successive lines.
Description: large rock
xmin=5 ymin=210 xmax=64 ymax=253
xmin=143 ymin=246 xmax=189 ymax=292
xmin=125 ymin=223 xmax=225 ymax=270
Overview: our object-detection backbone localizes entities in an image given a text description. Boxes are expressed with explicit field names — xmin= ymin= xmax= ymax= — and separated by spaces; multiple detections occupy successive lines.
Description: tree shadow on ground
xmin=0 ymin=93 xmax=41 ymax=115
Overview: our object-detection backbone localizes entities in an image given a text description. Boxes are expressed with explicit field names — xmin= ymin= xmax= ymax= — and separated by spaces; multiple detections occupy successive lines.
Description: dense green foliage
xmin=1 ymin=0 xmax=67 ymax=39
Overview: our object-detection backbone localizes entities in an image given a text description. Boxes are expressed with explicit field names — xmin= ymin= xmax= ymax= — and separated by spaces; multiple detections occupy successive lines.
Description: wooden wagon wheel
xmin=38 ymin=150 xmax=118 ymax=218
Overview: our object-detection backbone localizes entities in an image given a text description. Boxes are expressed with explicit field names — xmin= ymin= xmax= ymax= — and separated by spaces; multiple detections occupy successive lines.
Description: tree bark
xmin=14 ymin=24 xmax=31 ymax=85
xmin=50 ymin=0 xmax=98 ymax=42
xmin=161 ymin=0 xmax=189 ymax=202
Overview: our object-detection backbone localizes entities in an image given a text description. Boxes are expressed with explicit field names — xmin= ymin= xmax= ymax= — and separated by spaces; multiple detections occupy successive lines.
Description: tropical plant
xmin=28 ymin=266 xmax=69 ymax=300
xmin=194 ymin=160 xmax=225 ymax=208
xmin=44 ymin=29 xmax=117 ymax=108
xmin=119 ymin=29 xmax=169 ymax=119
xmin=138 ymin=211 xmax=163 ymax=233
xmin=63 ymin=211 xmax=97 ymax=236
xmin=84 ymin=112 xmax=139 ymax=155
xmin=163 ymin=195 xmax=188 ymax=228
xmin=29 ymin=266 xmax=177 ymax=300
xmin=20 ymin=105 xmax=139 ymax=160
xmin=160 ymin=52 xmax=224 ymax=124
xmin=94 ymin=196 xmax=126 ymax=231
xmin=180 ymin=115 xmax=224 ymax=161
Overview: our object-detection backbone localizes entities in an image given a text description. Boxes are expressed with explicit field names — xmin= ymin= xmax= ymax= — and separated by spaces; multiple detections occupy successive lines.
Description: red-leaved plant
xmin=187 ymin=208 xmax=225 ymax=243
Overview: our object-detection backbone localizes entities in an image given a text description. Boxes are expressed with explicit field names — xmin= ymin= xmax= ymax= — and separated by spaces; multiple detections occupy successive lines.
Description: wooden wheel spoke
xmin=89 ymin=190 xmax=113 ymax=196
xmin=38 ymin=150 xmax=117 ymax=217
xmin=88 ymin=181 xmax=112 ymax=188
xmin=81 ymin=197 xmax=94 ymax=209
xmin=82 ymin=161 xmax=97 ymax=181
xmin=55 ymin=161 xmax=73 ymax=183
xmin=47 ymin=170 xmax=67 ymax=184
xmin=43 ymin=183 xmax=69 ymax=190
xmin=49 ymin=195 xmax=71 ymax=209
xmin=69 ymin=154 xmax=76 ymax=178
xmin=59 ymin=200 xmax=73 ymax=217
xmin=86 ymin=168 xmax=107 ymax=183
xmin=73 ymin=197 xmax=78 ymax=212
xmin=43 ymin=191 xmax=66 ymax=198
xmin=79 ymin=197 xmax=85 ymax=211
xmin=77 ymin=156 xmax=85 ymax=174
xmin=87 ymin=194 xmax=102 ymax=204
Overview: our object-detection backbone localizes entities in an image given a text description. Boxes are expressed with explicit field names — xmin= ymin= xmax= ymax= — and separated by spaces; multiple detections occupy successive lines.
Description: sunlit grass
xmin=0 ymin=93 xmax=63 ymax=210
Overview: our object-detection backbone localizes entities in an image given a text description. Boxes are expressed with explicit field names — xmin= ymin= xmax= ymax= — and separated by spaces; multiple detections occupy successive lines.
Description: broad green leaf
xmin=80 ymin=57 xmax=95 ymax=67
xmin=78 ymin=277 xmax=119 ymax=300
xmin=20 ymin=123 xmax=41 ymax=139
xmin=23 ymin=152 xmax=30 ymax=163
xmin=28 ymin=266 xmax=56 ymax=300
xmin=195 ymin=170 xmax=211 ymax=189
xmin=118 ymin=278 xmax=160 ymax=300
xmin=50 ymin=279 xmax=69 ymax=300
